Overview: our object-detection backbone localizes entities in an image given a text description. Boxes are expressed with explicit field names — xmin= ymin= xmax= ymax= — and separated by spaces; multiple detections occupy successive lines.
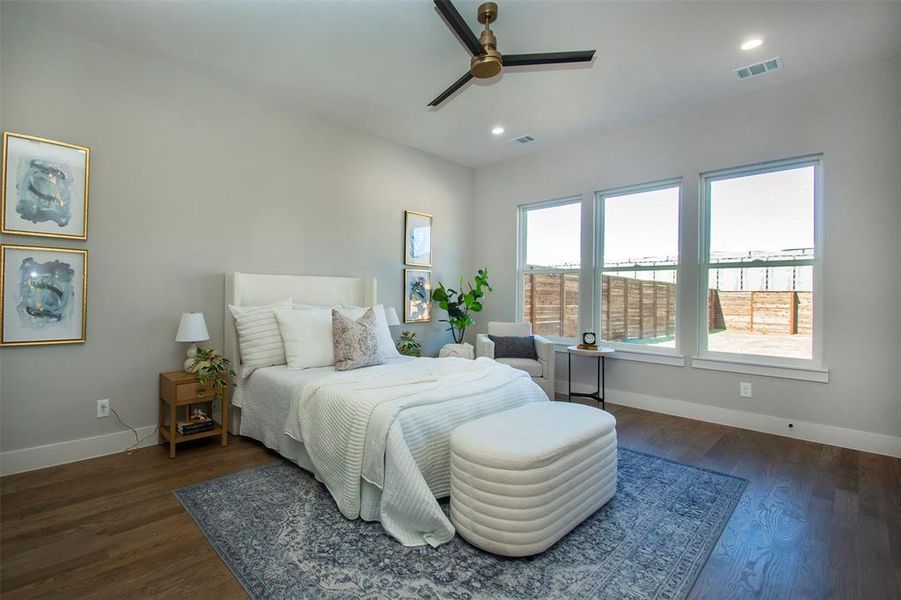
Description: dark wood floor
xmin=1 ymin=405 xmax=899 ymax=599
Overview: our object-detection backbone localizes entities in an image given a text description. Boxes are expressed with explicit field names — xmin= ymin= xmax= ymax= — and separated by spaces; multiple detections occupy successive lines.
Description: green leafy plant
xmin=431 ymin=267 xmax=492 ymax=344
xmin=396 ymin=330 xmax=422 ymax=357
xmin=191 ymin=348 xmax=236 ymax=404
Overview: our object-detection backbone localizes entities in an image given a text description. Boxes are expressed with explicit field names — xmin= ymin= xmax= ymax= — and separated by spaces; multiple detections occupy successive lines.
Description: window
xmin=596 ymin=181 xmax=681 ymax=351
xmin=700 ymin=157 xmax=820 ymax=364
xmin=518 ymin=198 xmax=581 ymax=340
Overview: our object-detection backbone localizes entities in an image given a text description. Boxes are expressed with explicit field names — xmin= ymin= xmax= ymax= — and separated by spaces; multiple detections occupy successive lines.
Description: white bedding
xmin=235 ymin=357 xmax=413 ymax=470
xmin=288 ymin=357 xmax=549 ymax=546
xmin=234 ymin=363 xmax=331 ymax=470
xmin=237 ymin=356 xmax=548 ymax=547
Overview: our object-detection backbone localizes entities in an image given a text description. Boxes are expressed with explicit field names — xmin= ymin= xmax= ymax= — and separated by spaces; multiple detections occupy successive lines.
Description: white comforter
xmin=285 ymin=357 xmax=548 ymax=546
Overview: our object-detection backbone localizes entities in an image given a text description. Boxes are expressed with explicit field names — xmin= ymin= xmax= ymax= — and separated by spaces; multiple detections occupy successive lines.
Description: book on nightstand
xmin=177 ymin=418 xmax=216 ymax=435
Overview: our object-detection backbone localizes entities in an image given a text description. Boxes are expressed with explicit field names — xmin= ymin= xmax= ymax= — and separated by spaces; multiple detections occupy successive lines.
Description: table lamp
xmin=385 ymin=306 xmax=401 ymax=328
xmin=175 ymin=312 xmax=209 ymax=371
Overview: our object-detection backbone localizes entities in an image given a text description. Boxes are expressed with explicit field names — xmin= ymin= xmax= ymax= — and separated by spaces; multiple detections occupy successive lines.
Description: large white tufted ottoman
xmin=449 ymin=402 xmax=617 ymax=557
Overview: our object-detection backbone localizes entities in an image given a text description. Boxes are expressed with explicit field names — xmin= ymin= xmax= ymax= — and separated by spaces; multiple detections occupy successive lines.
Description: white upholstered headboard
xmin=223 ymin=272 xmax=377 ymax=375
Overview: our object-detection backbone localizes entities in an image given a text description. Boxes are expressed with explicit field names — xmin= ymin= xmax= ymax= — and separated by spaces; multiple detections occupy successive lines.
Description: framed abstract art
xmin=2 ymin=132 xmax=90 ymax=240
xmin=403 ymin=268 xmax=431 ymax=323
xmin=404 ymin=210 xmax=432 ymax=267
xmin=1 ymin=244 xmax=88 ymax=346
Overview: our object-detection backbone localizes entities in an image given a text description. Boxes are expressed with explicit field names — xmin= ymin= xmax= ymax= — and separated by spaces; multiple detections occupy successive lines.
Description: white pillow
xmin=228 ymin=300 xmax=291 ymax=378
xmin=275 ymin=307 xmax=336 ymax=369
xmin=275 ymin=304 xmax=400 ymax=370
xmin=340 ymin=303 xmax=401 ymax=360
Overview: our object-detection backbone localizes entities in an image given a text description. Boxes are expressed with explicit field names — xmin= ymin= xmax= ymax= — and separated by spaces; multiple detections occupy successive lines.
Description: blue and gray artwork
xmin=408 ymin=274 xmax=430 ymax=320
xmin=17 ymin=257 xmax=75 ymax=327
xmin=409 ymin=227 xmax=429 ymax=260
xmin=409 ymin=276 xmax=428 ymax=302
xmin=15 ymin=157 xmax=73 ymax=226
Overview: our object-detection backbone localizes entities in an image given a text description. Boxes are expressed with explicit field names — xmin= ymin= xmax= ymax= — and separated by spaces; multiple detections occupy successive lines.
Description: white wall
xmin=475 ymin=57 xmax=901 ymax=447
xmin=0 ymin=13 xmax=475 ymax=463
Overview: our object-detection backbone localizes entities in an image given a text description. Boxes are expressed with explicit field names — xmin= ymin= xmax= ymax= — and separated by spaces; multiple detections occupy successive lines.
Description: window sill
xmin=555 ymin=344 xmax=685 ymax=367
xmin=691 ymin=356 xmax=829 ymax=383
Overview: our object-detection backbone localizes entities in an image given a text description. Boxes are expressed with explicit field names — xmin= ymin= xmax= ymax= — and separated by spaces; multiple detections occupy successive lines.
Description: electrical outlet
xmin=739 ymin=382 xmax=752 ymax=398
xmin=97 ymin=399 xmax=110 ymax=418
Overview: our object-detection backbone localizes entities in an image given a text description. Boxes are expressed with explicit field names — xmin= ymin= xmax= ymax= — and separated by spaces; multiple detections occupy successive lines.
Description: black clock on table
xmin=579 ymin=331 xmax=597 ymax=350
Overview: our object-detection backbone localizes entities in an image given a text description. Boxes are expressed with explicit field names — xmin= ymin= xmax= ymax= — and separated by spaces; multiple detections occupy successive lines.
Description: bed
xmin=224 ymin=272 xmax=549 ymax=546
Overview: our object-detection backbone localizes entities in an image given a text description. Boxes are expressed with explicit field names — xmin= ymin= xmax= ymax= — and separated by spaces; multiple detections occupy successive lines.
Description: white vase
xmin=439 ymin=342 xmax=474 ymax=360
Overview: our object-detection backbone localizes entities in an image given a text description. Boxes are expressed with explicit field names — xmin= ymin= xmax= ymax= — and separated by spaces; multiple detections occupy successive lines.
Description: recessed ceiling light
xmin=740 ymin=38 xmax=763 ymax=51
xmin=491 ymin=126 xmax=505 ymax=135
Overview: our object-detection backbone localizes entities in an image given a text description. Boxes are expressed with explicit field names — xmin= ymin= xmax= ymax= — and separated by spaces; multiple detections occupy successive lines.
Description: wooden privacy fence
xmin=523 ymin=273 xmax=677 ymax=341
xmin=524 ymin=273 xmax=812 ymax=340
xmin=601 ymin=275 xmax=676 ymax=341
xmin=708 ymin=290 xmax=812 ymax=335
xmin=523 ymin=273 xmax=580 ymax=338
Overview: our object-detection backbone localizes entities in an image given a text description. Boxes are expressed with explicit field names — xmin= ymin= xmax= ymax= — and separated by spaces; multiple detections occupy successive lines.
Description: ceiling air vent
xmin=508 ymin=135 xmax=535 ymax=145
xmin=734 ymin=56 xmax=782 ymax=80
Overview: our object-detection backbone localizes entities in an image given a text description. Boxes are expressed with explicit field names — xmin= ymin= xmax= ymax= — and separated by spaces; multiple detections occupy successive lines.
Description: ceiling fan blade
xmin=428 ymin=71 xmax=474 ymax=107
xmin=503 ymin=50 xmax=596 ymax=67
xmin=433 ymin=0 xmax=484 ymax=57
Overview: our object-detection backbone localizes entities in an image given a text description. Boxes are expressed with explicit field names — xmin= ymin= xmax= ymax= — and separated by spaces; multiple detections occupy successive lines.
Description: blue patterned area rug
xmin=175 ymin=448 xmax=746 ymax=599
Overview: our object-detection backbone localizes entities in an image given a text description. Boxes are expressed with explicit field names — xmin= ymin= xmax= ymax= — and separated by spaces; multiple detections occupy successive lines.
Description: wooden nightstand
xmin=159 ymin=371 xmax=228 ymax=458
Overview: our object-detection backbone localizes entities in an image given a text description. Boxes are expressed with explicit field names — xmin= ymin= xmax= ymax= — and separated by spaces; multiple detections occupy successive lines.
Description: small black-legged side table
xmin=566 ymin=346 xmax=615 ymax=410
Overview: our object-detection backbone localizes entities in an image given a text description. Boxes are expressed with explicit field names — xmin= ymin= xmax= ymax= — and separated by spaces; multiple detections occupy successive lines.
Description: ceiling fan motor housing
xmin=471 ymin=30 xmax=502 ymax=78
xmin=471 ymin=2 xmax=502 ymax=78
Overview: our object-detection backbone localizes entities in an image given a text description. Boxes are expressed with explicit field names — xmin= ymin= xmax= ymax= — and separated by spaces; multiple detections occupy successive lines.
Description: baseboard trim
xmin=5 ymin=383 xmax=899 ymax=475
xmin=1 ymin=425 xmax=158 ymax=476
xmin=555 ymin=381 xmax=901 ymax=458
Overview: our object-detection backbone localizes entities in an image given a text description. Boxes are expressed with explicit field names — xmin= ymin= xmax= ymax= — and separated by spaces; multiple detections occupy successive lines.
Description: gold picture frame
xmin=2 ymin=132 xmax=90 ymax=240
xmin=404 ymin=210 xmax=432 ymax=267
xmin=403 ymin=268 xmax=432 ymax=323
xmin=1 ymin=244 xmax=88 ymax=346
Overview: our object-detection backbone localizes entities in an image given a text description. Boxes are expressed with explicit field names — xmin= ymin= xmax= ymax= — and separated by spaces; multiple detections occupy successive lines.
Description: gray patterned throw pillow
xmin=332 ymin=308 xmax=383 ymax=371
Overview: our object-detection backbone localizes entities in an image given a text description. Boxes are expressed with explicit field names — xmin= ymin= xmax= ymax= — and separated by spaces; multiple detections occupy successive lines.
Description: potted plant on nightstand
xmin=431 ymin=267 xmax=491 ymax=359
xmin=396 ymin=330 xmax=422 ymax=357
xmin=191 ymin=348 xmax=236 ymax=403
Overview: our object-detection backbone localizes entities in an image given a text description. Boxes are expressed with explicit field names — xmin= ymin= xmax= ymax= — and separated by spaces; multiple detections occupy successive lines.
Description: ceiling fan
xmin=429 ymin=0 xmax=596 ymax=107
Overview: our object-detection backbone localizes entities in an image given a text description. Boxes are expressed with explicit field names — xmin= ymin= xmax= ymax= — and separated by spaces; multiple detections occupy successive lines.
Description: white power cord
xmin=110 ymin=407 xmax=158 ymax=455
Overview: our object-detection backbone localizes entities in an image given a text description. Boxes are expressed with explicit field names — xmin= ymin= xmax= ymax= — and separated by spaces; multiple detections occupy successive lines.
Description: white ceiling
xmin=8 ymin=1 xmax=900 ymax=167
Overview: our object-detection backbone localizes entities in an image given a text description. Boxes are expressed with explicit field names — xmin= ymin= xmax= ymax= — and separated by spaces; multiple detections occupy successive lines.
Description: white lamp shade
xmin=175 ymin=312 xmax=210 ymax=342
xmin=385 ymin=307 xmax=401 ymax=327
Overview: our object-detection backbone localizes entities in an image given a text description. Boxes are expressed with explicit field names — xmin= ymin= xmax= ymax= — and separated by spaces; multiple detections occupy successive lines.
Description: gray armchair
xmin=476 ymin=322 xmax=555 ymax=399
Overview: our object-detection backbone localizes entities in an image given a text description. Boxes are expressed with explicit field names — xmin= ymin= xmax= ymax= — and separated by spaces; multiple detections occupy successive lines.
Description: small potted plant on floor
xmin=431 ymin=268 xmax=491 ymax=359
